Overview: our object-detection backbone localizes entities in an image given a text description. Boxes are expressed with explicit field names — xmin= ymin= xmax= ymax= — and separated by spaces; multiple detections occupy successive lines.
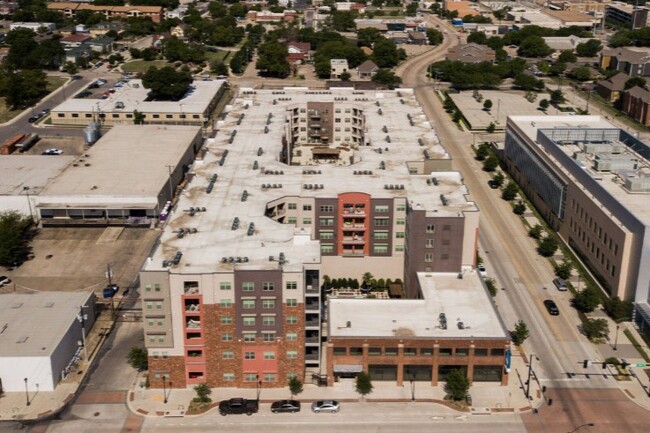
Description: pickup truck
xmin=218 ymin=398 xmax=259 ymax=416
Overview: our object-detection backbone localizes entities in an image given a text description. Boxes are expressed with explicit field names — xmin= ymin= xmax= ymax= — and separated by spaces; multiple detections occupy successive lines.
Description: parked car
xmin=477 ymin=263 xmax=487 ymax=278
xmin=28 ymin=115 xmax=40 ymax=123
xmin=311 ymin=400 xmax=340 ymax=413
xmin=271 ymin=399 xmax=301 ymax=413
xmin=218 ymin=398 xmax=258 ymax=416
xmin=76 ymin=91 xmax=92 ymax=98
xmin=544 ymin=299 xmax=560 ymax=316
xmin=0 ymin=276 xmax=11 ymax=287
xmin=553 ymin=277 xmax=568 ymax=291
xmin=42 ymin=148 xmax=63 ymax=155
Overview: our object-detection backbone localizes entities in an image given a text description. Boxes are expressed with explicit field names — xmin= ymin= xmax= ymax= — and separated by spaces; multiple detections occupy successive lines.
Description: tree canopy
xmin=256 ymin=41 xmax=290 ymax=78
xmin=575 ymin=39 xmax=602 ymax=57
xmin=517 ymin=36 xmax=553 ymax=58
xmin=372 ymin=69 xmax=402 ymax=88
xmin=444 ymin=369 xmax=470 ymax=401
xmin=142 ymin=66 xmax=192 ymax=100
xmin=371 ymin=37 xmax=404 ymax=68
xmin=0 ymin=67 xmax=49 ymax=109
xmin=426 ymin=28 xmax=443 ymax=46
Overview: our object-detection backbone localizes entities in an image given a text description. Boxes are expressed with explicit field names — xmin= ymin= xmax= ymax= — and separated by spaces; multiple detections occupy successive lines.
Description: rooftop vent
xmin=440 ymin=194 xmax=449 ymax=206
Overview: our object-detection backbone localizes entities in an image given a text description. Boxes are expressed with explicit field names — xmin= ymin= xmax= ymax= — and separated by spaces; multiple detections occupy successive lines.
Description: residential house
xmin=408 ymin=30 xmax=428 ymax=45
xmin=60 ymin=33 xmax=92 ymax=48
xmin=64 ymin=44 xmax=93 ymax=64
xmin=87 ymin=37 xmax=115 ymax=53
xmin=330 ymin=59 xmax=349 ymax=79
xmin=89 ymin=21 xmax=126 ymax=38
xmin=621 ymin=86 xmax=650 ymax=126
xmin=601 ymin=47 xmax=650 ymax=78
xmin=357 ymin=60 xmax=379 ymax=78
xmin=596 ymin=72 xmax=629 ymax=103
xmin=287 ymin=42 xmax=311 ymax=63
xmin=446 ymin=43 xmax=496 ymax=63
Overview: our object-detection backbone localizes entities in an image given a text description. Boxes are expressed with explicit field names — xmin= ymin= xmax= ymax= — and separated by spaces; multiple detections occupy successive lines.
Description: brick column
xmin=396 ymin=344 xmax=405 ymax=385
xmin=467 ymin=344 xmax=475 ymax=382
xmin=326 ymin=342 xmax=334 ymax=386
xmin=362 ymin=343 xmax=369 ymax=373
xmin=432 ymin=344 xmax=440 ymax=386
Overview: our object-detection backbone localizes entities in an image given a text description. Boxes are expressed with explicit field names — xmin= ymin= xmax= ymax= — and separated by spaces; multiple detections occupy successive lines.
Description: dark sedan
xmin=544 ymin=299 xmax=560 ymax=316
xmin=271 ymin=399 xmax=301 ymax=413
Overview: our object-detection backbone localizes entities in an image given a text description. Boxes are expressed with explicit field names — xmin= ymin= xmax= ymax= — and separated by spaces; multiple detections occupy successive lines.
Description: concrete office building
xmin=0 ymin=291 xmax=95 ymax=392
xmin=139 ymin=88 xmax=486 ymax=390
xmin=503 ymin=116 xmax=650 ymax=336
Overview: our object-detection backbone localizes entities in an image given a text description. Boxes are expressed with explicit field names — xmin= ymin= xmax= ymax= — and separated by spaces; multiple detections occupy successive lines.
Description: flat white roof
xmin=0 ymin=292 xmax=92 ymax=357
xmin=0 ymin=155 xmax=75 ymax=196
xmin=52 ymin=79 xmax=225 ymax=116
xmin=38 ymin=125 xmax=200 ymax=207
xmin=508 ymin=115 xmax=650 ymax=226
xmin=328 ymin=272 xmax=508 ymax=339
xmin=145 ymin=88 xmax=477 ymax=274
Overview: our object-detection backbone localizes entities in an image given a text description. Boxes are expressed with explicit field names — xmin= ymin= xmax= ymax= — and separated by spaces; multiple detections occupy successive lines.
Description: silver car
xmin=311 ymin=400 xmax=339 ymax=413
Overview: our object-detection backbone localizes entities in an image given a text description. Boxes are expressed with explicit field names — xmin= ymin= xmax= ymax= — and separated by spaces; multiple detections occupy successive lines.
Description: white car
xmin=42 ymin=149 xmax=63 ymax=155
xmin=311 ymin=400 xmax=340 ymax=413
xmin=477 ymin=264 xmax=487 ymax=278
xmin=0 ymin=276 xmax=11 ymax=287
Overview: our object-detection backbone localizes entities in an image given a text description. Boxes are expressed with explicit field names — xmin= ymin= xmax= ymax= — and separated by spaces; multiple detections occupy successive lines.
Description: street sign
xmin=633 ymin=363 xmax=647 ymax=368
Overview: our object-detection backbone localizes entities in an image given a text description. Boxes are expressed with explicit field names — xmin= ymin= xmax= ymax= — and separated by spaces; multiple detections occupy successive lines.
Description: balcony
xmin=186 ymin=319 xmax=201 ymax=329
xmin=305 ymin=319 xmax=320 ymax=327
xmin=342 ymin=236 xmax=365 ymax=244
xmin=305 ymin=353 xmax=320 ymax=361
xmin=185 ymin=303 xmax=200 ymax=313
xmin=305 ymin=336 xmax=319 ymax=344
xmin=305 ymin=285 xmax=319 ymax=294
xmin=342 ymin=208 xmax=366 ymax=217
xmin=305 ymin=303 xmax=319 ymax=311
xmin=342 ymin=249 xmax=365 ymax=257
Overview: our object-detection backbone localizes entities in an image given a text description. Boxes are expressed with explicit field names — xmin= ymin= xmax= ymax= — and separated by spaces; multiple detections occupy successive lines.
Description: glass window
xmin=349 ymin=347 xmax=363 ymax=356
xmin=286 ymin=281 xmax=297 ymax=290
xmin=262 ymin=316 xmax=275 ymax=325
xmin=368 ymin=347 xmax=382 ymax=356
xmin=396 ymin=218 xmax=405 ymax=225
xmin=288 ymin=203 xmax=297 ymax=210
xmin=420 ymin=348 xmax=433 ymax=356
xmin=286 ymin=350 xmax=298 ymax=359
xmin=385 ymin=347 xmax=398 ymax=356
xmin=242 ymin=299 xmax=255 ymax=309
xmin=222 ymin=351 xmax=234 ymax=359
xmin=374 ymin=218 xmax=389 ymax=227
xmin=223 ymin=373 xmax=235 ymax=382
xmin=220 ymin=316 xmax=232 ymax=324
xmin=320 ymin=205 xmax=333 ymax=212
xmin=396 ymin=232 xmax=405 ymax=239
xmin=474 ymin=348 xmax=489 ymax=356
xmin=244 ymin=351 xmax=255 ymax=359
xmin=243 ymin=316 xmax=256 ymax=326
xmin=287 ymin=217 xmax=297 ymax=224
xmin=426 ymin=239 xmax=434 ymax=248
xmin=491 ymin=348 xmax=505 ymax=357
xmin=244 ymin=373 xmax=258 ymax=382
xmin=404 ymin=348 xmax=417 ymax=356
xmin=220 ymin=299 xmax=232 ymax=308
xmin=242 ymin=282 xmax=254 ymax=291
xmin=396 ymin=204 xmax=406 ymax=212
xmin=395 ymin=245 xmax=404 ymax=252
xmin=221 ymin=333 xmax=233 ymax=341
xmin=439 ymin=348 xmax=452 ymax=356
xmin=333 ymin=347 xmax=346 ymax=355
xmin=220 ymin=282 xmax=232 ymax=290
xmin=264 ymin=373 xmax=276 ymax=382
xmin=303 ymin=204 xmax=312 ymax=211
xmin=286 ymin=315 xmax=298 ymax=324
xmin=374 ymin=205 xmax=389 ymax=213
xmin=262 ymin=299 xmax=275 ymax=309
xmin=374 ymin=231 xmax=389 ymax=240
xmin=426 ymin=225 xmax=435 ymax=233
xmin=286 ymin=332 xmax=298 ymax=341
xmin=320 ymin=217 xmax=334 ymax=226
xmin=373 ymin=244 xmax=388 ymax=253
xmin=243 ymin=332 xmax=256 ymax=342
xmin=321 ymin=245 xmax=334 ymax=253
xmin=456 ymin=348 xmax=469 ymax=357
xmin=262 ymin=282 xmax=274 ymax=291
xmin=264 ymin=351 xmax=275 ymax=360
xmin=262 ymin=332 xmax=276 ymax=341
xmin=425 ymin=253 xmax=433 ymax=262
xmin=302 ymin=217 xmax=312 ymax=225
xmin=286 ymin=299 xmax=297 ymax=307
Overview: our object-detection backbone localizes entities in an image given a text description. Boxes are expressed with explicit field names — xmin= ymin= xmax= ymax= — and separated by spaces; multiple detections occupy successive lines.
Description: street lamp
xmin=613 ymin=324 xmax=620 ymax=351
xmin=568 ymin=422 xmax=595 ymax=433
xmin=525 ymin=354 xmax=539 ymax=400
xmin=24 ymin=378 xmax=30 ymax=406
xmin=22 ymin=186 xmax=34 ymax=222
xmin=162 ymin=376 xmax=171 ymax=404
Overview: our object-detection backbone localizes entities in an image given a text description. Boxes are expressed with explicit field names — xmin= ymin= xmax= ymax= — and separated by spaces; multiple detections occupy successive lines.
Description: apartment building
xmin=503 ymin=116 xmax=650 ymax=336
xmin=47 ymin=2 xmax=164 ymax=23
xmin=139 ymin=88 xmax=483 ymax=389
xmin=605 ymin=1 xmax=650 ymax=29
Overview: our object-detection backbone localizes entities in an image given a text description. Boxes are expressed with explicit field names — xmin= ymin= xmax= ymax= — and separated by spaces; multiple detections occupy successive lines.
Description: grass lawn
xmin=206 ymin=50 xmax=230 ymax=64
xmin=121 ymin=60 xmax=170 ymax=74
xmin=46 ymin=76 xmax=68 ymax=92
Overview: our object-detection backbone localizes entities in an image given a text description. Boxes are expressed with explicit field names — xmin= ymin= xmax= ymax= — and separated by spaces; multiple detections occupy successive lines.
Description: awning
xmin=333 ymin=364 xmax=363 ymax=373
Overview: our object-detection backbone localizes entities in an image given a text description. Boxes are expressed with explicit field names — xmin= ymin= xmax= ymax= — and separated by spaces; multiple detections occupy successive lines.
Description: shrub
xmin=554 ymin=260 xmax=573 ymax=280
xmin=581 ymin=318 xmax=609 ymax=342
xmin=511 ymin=320 xmax=529 ymax=345
xmin=538 ymin=235 xmax=558 ymax=257
xmin=603 ymin=296 xmax=633 ymax=322
xmin=572 ymin=288 xmax=600 ymax=313
xmin=192 ymin=383 xmax=212 ymax=403
xmin=528 ymin=224 xmax=543 ymax=239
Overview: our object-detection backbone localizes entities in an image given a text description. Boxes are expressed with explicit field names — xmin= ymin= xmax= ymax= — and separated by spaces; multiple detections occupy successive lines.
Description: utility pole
xmin=525 ymin=354 xmax=536 ymax=400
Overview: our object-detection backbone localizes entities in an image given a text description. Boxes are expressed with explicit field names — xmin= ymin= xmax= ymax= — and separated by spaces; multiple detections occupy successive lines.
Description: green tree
xmin=624 ymin=76 xmax=647 ymax=90
xmin=340 ymin=71 xmax=351 ymax=81
xmin=483 ymin=155 xmax=499 ymax=172
xmin=256 ymin=41 xmax=290 ymax=78
xmin=467 ymin=31 xmax=488 ymax=46
xmin=554 ymin=260 xmax=573 ymax=280
xmin=475 ymin=143 xmax=489 ymax=160
xmin=211 ymin=59 xmax=229 ymax=76
xmin=141 ymin=47 xmax=158 ymax=61
xmin=603 ymin=296 xmax=633 ymax=322
xmin=568 ymin=65 xmax=591 ymax=82
xmin=558 ymin=50 xmax=577 ymax=63
xmin=444 ymin=369 xmax=470 ymax=401
xmin=142 ymin=66 xmax=192 ymax=100
xmin=288 ymin=376 xmax=303 ymax=398
xmin=483 ymin=99 xmax=493 ymax=111
xmin=511 ymin=320 xmax=530 ymax=345
xmin=357 ymin=27 xmax=382 ymax=47
xmin=517 ymin=36 xmax=553 ymax=58
xmin=443 ymin=97 xmax=455 ymax=112
xmin=581 ymin=318 xmax=609 ymax=342
xmin=371 ymin=37 xmax=401 ymax=68
xmin=528 ymin=224 xmax=543 ymax=239
xmin=539 ymin=99 xmax=550 ymax=111
xmin=63 ymin=61 xmax=78 ymax=76
xmin=330 ymin=11 xmax=357 ymax=32
xmin=575 ymin=39 xmax=602 ymax=57
xmin=133 ymin=110 xmax=145 ymax=125
xmin=486 ymin=122 xmax=496 ymax=133
xmin=127 ymin=347 xmax=148 ymax=371
xmin=501 ymin=181 xmax=518 ymax=201
xmin=0 ymin=211 xmax=33 ymax=266
xmin=572 ymin=288 xmax=600 ymax=313
xmin=362 ymin=272 xmax=374 ymax=290
xmin=485 ymin=278 xmax=497 ymax=297
xmin=513 ymin=201 xmax=526 ymax=215
xmin=355 ymin=372 xmax=373 ymax=398
xmin=1 ymin=69 xmax=48 ymax=109
xmin=192 ymin=383 xmax=212 ymax=403
xmin=538 ymin=235 xmax=559 ymax=257
xmin=492 ymin=172 xmax=505 ymax=187
xmin=426 ymin=28 xmax=443 ymax=46
xmin=405 ymin=2 xmax=418 ymax=15
xmin=549 ymin=89 xmax=565 ymax=105
xmin=372 ymin=69 xmax=402 ymax=88
xmin=513 ymin=73 xmax=544 ymax=91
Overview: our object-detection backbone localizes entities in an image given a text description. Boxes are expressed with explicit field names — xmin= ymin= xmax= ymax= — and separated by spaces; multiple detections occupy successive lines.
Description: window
xmin=474 ymin=348 xmax=488 ymax=356
xmin=404 ymin=348 xmax=417 ymax=356
xmin=262 ymin=282 xmax=275 ymax=291
xmin=243 ymin=316 xmax=256 ymax=326
xmin=71 ymin=113 xmax=79 ymax=118
xmin=243 ymin=333 xmax=256 ymax=342
xmin=320 ymin=205 xmax=333 ymax=212
xmin=222 ymin=351 xmax=234 ymax=359
xmin=262 ymin=332 xmax=276 ymax=341
xmin=286 ymin=299 xmax=297 ymax=307
xmin=220 ymin=282 xmax=232 ymax=290
xmin=154 ymin=284 xmax=161 ymax=292
xmin=349 ymin=347 xmax=363 ymax=356
xmin=426 ymin=225 xmax=435 ymax=233
xmin=165 ymin=114 xmax=173 ymax=119
xmin=374 ymin=218 xmax=389 ymax=227
xmin=420 ymin=348 xmax=433 ymax=356
xmin=145 ymin=284 xmax=152 ymax=292
xmin=264 ymin=351 xmax=275 ymax=360
xmin=152 ymin=114 xmax=160 ymax=119
xmin=242 ymin=282 xmax=254 ymax=291
xmin=395 ymin=245 xmax=404 ymax=252
xmin=286 ymin=350 xmax=298 ymax=359
xmin=333 ymin=347 xmax=346 ymax=355
xmin=221 ymin=333 xmax=233 ymax=341
xmin=242 ymin=299 xmax=255 ymax=309
xmin=303 ymin=204 xmax=312 ymax=211
xmin=57 ymin=113 xmax=64 ymax=118
xmin=385 ymin=347 xmax=398 ymax=356
xmin=440 ymin=348 xmax=452 ymax=356
xmin=396 ymin=204 xmax=406 ymax=212
xmin=264 ymin=373 xmax=276 ymax=382
xmin=426 ymin=239 xmax=434 ymax=248
xmin=220 ymin=316 xmax=232 ymax=324
xmin=288 ymin=203 xmax=297 ymax=210
xmin=262 ymin=299 xmax=275 ymax=309
xmin=286 ymin=315 xmax=298 ymax=324
xmin=321 ymin=245 xmax=334 ymax=253
xmin=375 ymin=205 xmax=389 ymax=213
xmin=490 ymin=348 xmax=505 ymax=357
xmin=244 ymin=351 xmax=255 ymax=360
xmin=220 ymin=299 xmax=232 ymax=308
xmin=396 ymin=218 xmax=405 ymax=225
xmin=373 ymin=244 xmax=388 ymax=254
xmin=320 ymin=231 xmax=334 ymax=240
xmin=286 ymin=332 xmax=298 ymax=341
xmin=262 ymin=316 xmax=275 ymax=325
xmin=302 ymin=217 xmax=312 ymax=225
xmin=368 ymin=347 xmax=382 ymax=356
xmin=456 ymin=348 xmax=469 ymax=357
xmin=286 ymin=281 xmax=297 ymax=290
xmin=396 ymin=232 xmax=405 ymax=239
xmin=374 ymin=231 xmax=388 ymax=240
xmin=424 ymin=253 xmax=433 ymax=262
xmin=223 ymin=373 xmax=235 ymax=382
xmin=287 ymin=217 xmax=297 ymax=224
xmin=320 ymin=217 xmax=334 ymax=226
xmin=244 ymin=373 xmax=258 ymax=382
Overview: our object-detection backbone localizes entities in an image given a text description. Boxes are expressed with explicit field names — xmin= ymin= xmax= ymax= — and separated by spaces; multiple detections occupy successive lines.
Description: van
xmin=553 ymin=277 xmax=568 ymax=291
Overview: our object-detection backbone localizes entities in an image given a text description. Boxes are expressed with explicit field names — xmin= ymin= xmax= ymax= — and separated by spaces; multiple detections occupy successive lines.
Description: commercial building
xmin=503 ymin=116 xmax=650 ymax=336
xmin=50 ymin=79 xmax=227 ymax=126
xmin=47 ymin=2 xmax=164 ymax=23
xmin=605 ymin=1 xmax=650 ymax=29
xmin=327 ymin=272 xmax=509 ymax=385
xmin=139 ymin=88 xmax=485 ymax=390
xmin=549 ymin=0 xmax=609 ymax=14
xmin=0 ymin=291 xmax=95 ymax=392
xmin=36 ymin=125 xmax=202 ymax=226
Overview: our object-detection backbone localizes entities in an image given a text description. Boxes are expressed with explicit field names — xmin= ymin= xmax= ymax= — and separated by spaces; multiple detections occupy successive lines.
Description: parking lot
xmin=21 ymin=135 xmax=86 ymax=156
xmin=75 ymin=77 xmax=130 ymax=100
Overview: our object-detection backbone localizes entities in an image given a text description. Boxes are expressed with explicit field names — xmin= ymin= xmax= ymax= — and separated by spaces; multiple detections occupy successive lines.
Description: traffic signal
xmin=583 ymin=359 xmax=591 ymax=368
xmin=602 ymin=362 xmax=607 ymax=369
xmin=621 ymin=359 xmax=629 ymax=369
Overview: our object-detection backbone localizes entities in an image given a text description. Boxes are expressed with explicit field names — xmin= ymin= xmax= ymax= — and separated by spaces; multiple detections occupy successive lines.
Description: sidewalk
xmin=125 ymin=353 xmax=540 ymax=418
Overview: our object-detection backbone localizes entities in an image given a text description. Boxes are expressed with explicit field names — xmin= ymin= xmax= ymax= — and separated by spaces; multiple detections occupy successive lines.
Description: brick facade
xmin=148 ymin=356 xmax=186 ymax=389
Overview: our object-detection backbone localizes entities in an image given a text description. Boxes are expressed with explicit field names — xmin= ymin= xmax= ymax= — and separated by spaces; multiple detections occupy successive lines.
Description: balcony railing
xmin=185 ymin=304 xmax=200 ymax=313
xmin=342 ymin=250 xmax=365 ymax=257
xmin=305 ymin=303 xmax=319 ymax=311
xmin=305 ymin=353 xmax=320 ymax=361
xmin=305 ymin=320 xmax=320 ymax=327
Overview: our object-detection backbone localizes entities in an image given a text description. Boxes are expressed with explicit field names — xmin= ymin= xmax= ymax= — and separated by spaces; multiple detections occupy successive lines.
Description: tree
xmin=513 ymin=201 xmax=526 ymax=215
xmin=444 ymin=369 xmax=470 ymax=401
xmin=0 ymin=211 xmax=34 ymax=266
xmin=581 ymin=318 xmax=609 ymax=342
xmin=483 ymin=99 xmax=493 ymax=111
xmin=554 ymin=260 xmax=573 ymax=280
xmin=339 ymin=71 xmax=351 ymax=81
xmin=603 ymin=296 xmax=633 ymax=322
xmin=142 ymin=66 xmax=192 ymax=100
xmin=362 ymin=272 xmax=374 ymax=290
xmin=538 ymin=235 xmax=559 ymax=257
xmin=371 ymin=37 xmax=401 ymax=68
xmin=475 ymin=143 xmax=489 ymax=160
xmin=528 ymin=224 xmax=543 ymax=239
xmin=511 ymin=320 xmax=530 ymax=345
xmin=575 ymin=39 xmax=602 ymax=57
xmin=568 ymin=65 xmax=591 ymax=82
xmin=467 ymin=31 xmax=488 ymax=46
xmin=192 ymin=383 xmax=212 ymax=403
xmin=513 ymin=73 xmax=544 ymax=91
xmin=127 ymin=347 xmax=148 ymax=371
xmin=483 ymin=155 xmax=499 ymax=172
xmin=443 ymin=97 xmax=455 ymax=112
xmin=486 ymin=122 xmax=496 ymax=133
xmin=288 ymin=376 xmax=303 ymax=398
xmin=0 ymin=69 xmax=48 ymax=109
xmin=133 ymin=110 xmax=145 ymax=125
xmin=572 ymin=288 xmax=600 ymax=313
xmin=256 ymin=41 xmax=290 ymax=78
xmin=355 ymin=372 xmax=373 ymax=398
xmin=330 ymin=11 xmax=357 ymax=32
xmin=141 ymin=47 xmax=158 ymax=61
xmin=211 ymin=59 xmax=229 ymax=76
xmin=539 ymin=99 xmax=550 ymax=111
xmin=624 ymin=76 xmax=647 ymax=90
xmin=357 ymin=27 xmax=382 ymax=47
xmin=501 ymin=181 xmax=518 ymax=201
xmin=549 ymin=89 xmax=565 ymax=105
xmin=492 ymin=172 xmax=505 ymax=187
xmin=372 ymin=69 xmax=402 ymax=88
xmin=517 ymin=36 xmax=552 ymax=58
xmin=63 ymin=61 xmax=78 ymax=76
xmin=558 ymin=50 xmax=577 ymax=63
xmin=426 ymin=28 xmax=443 ymax=46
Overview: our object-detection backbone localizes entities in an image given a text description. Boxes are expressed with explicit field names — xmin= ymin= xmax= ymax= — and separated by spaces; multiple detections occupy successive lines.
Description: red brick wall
xmin=148 ymin=356 xmax=186 ymax=389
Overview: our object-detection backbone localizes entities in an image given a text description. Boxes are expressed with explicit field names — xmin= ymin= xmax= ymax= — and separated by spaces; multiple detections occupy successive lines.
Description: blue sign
xmin=505 ymin=349 xmax=512 ymax=372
